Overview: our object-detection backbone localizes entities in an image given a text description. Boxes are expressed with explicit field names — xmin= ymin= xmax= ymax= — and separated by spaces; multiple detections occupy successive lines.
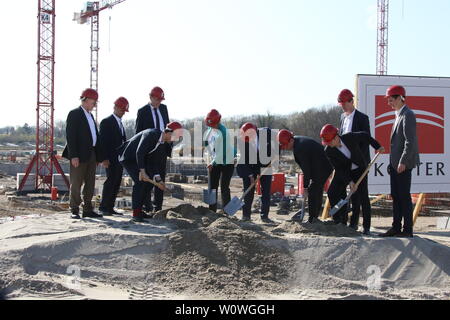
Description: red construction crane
xmin=377 ymin=0 xmax=389 ymax=75
xmin=73 ymin=0 xmax=127 ymax=122
xmin=19 ymin=0 xmax=69 ymax=193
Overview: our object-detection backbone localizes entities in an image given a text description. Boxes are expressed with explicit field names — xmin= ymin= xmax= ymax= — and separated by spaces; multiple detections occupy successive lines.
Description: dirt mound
xmin=1 ymin=204 xmax=449 ymax=300
xmin=272 ymin=220 xmax=361 ymax=237
xmin=148 ymin=204 xmax=295 ymax=298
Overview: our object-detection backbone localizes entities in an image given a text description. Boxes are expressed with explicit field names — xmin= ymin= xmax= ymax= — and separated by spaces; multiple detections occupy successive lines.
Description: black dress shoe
xmin=261 ymin=217 xmax=275 ymax=224
xmin=82 ymin=211 xmax=103 ymax=218
xmin=363 ymin=229 xmax=371 ymax=236
xmin=71 ymin=212 xmax=81 ymax=219
xmin=399 ymin=231 xmax=414 ymax=238
xmin=132 ymin=215 xmax=145 ymax=223
xmin=141 ymin=212 xmax=153 ymax=219
xmin=99 ymin=210 xmax=113 ymax=216
xmin=379 ymin=228 xmax=401 ymax=237
xmin=111 ymin=210 xmax=124 ymax=216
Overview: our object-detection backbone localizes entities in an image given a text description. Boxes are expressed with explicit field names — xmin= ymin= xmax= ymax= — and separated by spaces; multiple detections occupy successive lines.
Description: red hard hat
xmin=240 ymin=122 xmax=257 ymax=142
xmin=277 ymin=129 xmax=294 ymax=148
xmin=386 ymin=85 xmax=406 ymax=98
xmin=338 ymin=89 xmax=354 ymax=105
xmin=205 ymin=109 xmax=222 ymax=127
xmin=150 ymin=87 xmax=165 ymax=101
xmin=80 ymin=88 xmax=98 ymax=101
xmin=320 ymin=124 xmax=338 ymax=145
xmin=166 ymin=121 xmax=183 ymax=132
xmin=114 ymin=97 xmax=129 ymax=112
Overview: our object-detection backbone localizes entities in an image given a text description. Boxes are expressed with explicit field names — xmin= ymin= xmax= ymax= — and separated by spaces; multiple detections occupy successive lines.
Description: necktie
xmin=153 ymin=108 xmax=161 ymax=131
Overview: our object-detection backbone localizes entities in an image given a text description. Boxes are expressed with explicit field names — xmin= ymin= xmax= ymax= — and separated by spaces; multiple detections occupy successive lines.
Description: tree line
xmin=0 ymin=105 xmax=341 ymax=145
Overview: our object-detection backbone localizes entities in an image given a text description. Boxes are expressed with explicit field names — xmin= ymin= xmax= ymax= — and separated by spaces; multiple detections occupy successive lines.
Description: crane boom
xmin=73 ymin=0 xmax=127 ymax=122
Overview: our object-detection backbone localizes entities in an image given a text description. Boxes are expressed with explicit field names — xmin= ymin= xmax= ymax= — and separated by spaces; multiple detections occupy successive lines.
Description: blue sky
xmin=1 ymin=0 xmax=450 ymax=127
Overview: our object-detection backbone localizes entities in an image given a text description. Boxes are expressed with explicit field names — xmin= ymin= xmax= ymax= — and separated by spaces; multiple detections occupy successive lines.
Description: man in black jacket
xmin=62 ymin=89 xmax=106 ymax=219
xmin=337 ymin=89 xmax=372 ymax=231
xmin=278 ymin=129 xmax=333 ymax=223
xmin=118 ymin=122 xmax=183 ymax=222
xmin=320 ymin=124 xmax=384 ymax=234
xmin=135 ymin=87 xmax=171 ymax=213
xmin=236 ymin=123 xmax=276 ymax=223
xmin=98 ymin=97 xmax=129 ymax=216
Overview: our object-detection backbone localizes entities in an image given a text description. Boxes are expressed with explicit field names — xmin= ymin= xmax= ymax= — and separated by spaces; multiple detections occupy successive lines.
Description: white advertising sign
xmin=357 ymin=74 xmax=450 ymax=194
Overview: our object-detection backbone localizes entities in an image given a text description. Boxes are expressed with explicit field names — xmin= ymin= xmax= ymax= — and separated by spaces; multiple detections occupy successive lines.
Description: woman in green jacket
xmin=204 ymin=109 xmax=237 ymax=213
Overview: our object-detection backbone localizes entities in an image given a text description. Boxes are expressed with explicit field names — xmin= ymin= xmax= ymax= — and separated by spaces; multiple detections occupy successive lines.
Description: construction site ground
xmin=0 ymin=175 xmax=449 ymax=300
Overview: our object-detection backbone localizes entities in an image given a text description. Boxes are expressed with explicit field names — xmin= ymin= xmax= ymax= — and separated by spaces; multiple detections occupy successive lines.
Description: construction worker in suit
xmin=135 ymin=87 xmax=171 ymax=213
xmin=277 ymin=130 xmax=333 ymax=223
xmin=337 ymin=89 xmax=373 ymax=231
xmin=118 ymin=122 xmax=183 ymax=222
xmin=63 ymin=88 xmax=106 ymax=219
xmin=236 ymin=123 xmax=276 ymax=223
xmin=380 ymin=85 xmax=420 ymax=238
xmin=320 ymin=124 xmax=384 ymax=234
xmin=98 ymin=97 xmax=129 ymax=216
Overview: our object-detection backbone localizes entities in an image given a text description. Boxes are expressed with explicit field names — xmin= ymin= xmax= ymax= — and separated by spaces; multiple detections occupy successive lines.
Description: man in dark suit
xmin=62 ymin=89 xmax=106 ymax=219
xmin=135 ymin=87 xmax=171 ymax=213
xmin=118 ymin=122 xmax=183 ymax=222
xmin=337 ymin=89 xmax=372 ymax=231
xmin=98 ymin=97 xmax=129 ymax=216
xmin=278 ymin=130 xmax=333 ymax=223
xmin=236 ymin=123 xmax=276 ymax=223
xmin=381 ymin=85 xmax=420 ymax=238
xmin=320 ymin=124 xmax=384 ymax=233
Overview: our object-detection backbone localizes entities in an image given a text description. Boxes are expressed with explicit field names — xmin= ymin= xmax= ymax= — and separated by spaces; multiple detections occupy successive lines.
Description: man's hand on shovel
xmin=139 ymin=169 xmax=150 ymax=182
xmin=349 ymin=181 xmax=357 ymax=194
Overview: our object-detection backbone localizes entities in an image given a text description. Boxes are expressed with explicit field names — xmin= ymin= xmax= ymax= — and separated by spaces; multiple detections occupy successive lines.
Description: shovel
xmin=291 ymin=194 xmax=307 ymax=222
xmin=141 ymin=176 xmax=185 ymax=201
xmin=224 ymin=166 xmax=272 ymax=216
xmin=203 ymin=171 xmax=217 ymax=205
xmin=329 ymin=152 xmax=382 ymax=217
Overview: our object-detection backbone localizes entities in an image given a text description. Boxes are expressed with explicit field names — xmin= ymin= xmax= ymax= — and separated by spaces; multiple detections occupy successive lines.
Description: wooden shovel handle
xmin=349 ymin=152 xmax=382 ymax=197
xmin=240 ymin=165 xmax=273 ymax=200
xmin=142 ymin=176 xmax=167 ymax=192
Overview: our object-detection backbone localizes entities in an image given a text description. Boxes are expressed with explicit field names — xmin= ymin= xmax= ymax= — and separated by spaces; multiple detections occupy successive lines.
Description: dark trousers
xmin=209 ymin=164 xmax=235 ymax=212
xmin=389 ymin=164 xmax=413 ymax=233
xmin=121 ymin=161 xmax=148 ymax=211
xmin=349 ymin=168 xmax=371 ymax=231
xmin=99 ymin=161 xmax=123 ymax=212
xmin=242 ymin=174 xmax=272 ymax=219
xmin=69 ymin=150 xmax=97 ymax=213
xmin=308 ymin=178 xmax=328 ymax=219
xmin=145 ymin=156 xmax=167 ymax=211
xmin=327 ymin=176 xmax=348 ymax=224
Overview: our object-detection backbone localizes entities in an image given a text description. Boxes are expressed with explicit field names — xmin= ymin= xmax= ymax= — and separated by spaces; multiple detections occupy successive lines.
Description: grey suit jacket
xmin=390 ymin=106 xmax=420 ymax=170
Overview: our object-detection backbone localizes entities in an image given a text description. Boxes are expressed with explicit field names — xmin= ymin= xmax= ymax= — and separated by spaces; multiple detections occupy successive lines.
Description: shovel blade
xmin=203 ymin=189 xmax=217 ymax=205
xmin=329 ymin=199 xmax=348 ymax=217
xmin=224 ymin=197 xmax=244 ymax=216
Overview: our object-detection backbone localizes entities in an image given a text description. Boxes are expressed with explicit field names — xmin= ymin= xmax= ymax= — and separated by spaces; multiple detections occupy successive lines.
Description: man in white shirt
xmin=63 ymin=89 xmax=107 ymax=219
xmin=135 ymin=87 xmax=172 ymax=213
xmin=337 ymin=89 xmax=373 ymax=232
xmin=321 ymin=124 xmax=384 ymax=233
xmin=99 ymin=97 xmax=129 ymax=216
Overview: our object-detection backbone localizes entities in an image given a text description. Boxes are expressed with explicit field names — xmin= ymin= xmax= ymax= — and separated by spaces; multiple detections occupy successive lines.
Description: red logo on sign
xmin=375 ymin=96 xmax=445 ymax=154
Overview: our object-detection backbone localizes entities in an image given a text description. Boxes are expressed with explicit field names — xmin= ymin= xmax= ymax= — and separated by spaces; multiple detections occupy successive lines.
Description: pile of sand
xmin=272 ymin=220 xmax=361 ymax=237
xmin=150 ymin=204 xmax=294 ymax=298
xmin=0 ymin=203 xmax=449 ymax=300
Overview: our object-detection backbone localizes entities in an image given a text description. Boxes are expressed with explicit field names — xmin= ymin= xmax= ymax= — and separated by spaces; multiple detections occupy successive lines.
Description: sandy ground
xmin=0 ymin=192 xmax=449 ymax=300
